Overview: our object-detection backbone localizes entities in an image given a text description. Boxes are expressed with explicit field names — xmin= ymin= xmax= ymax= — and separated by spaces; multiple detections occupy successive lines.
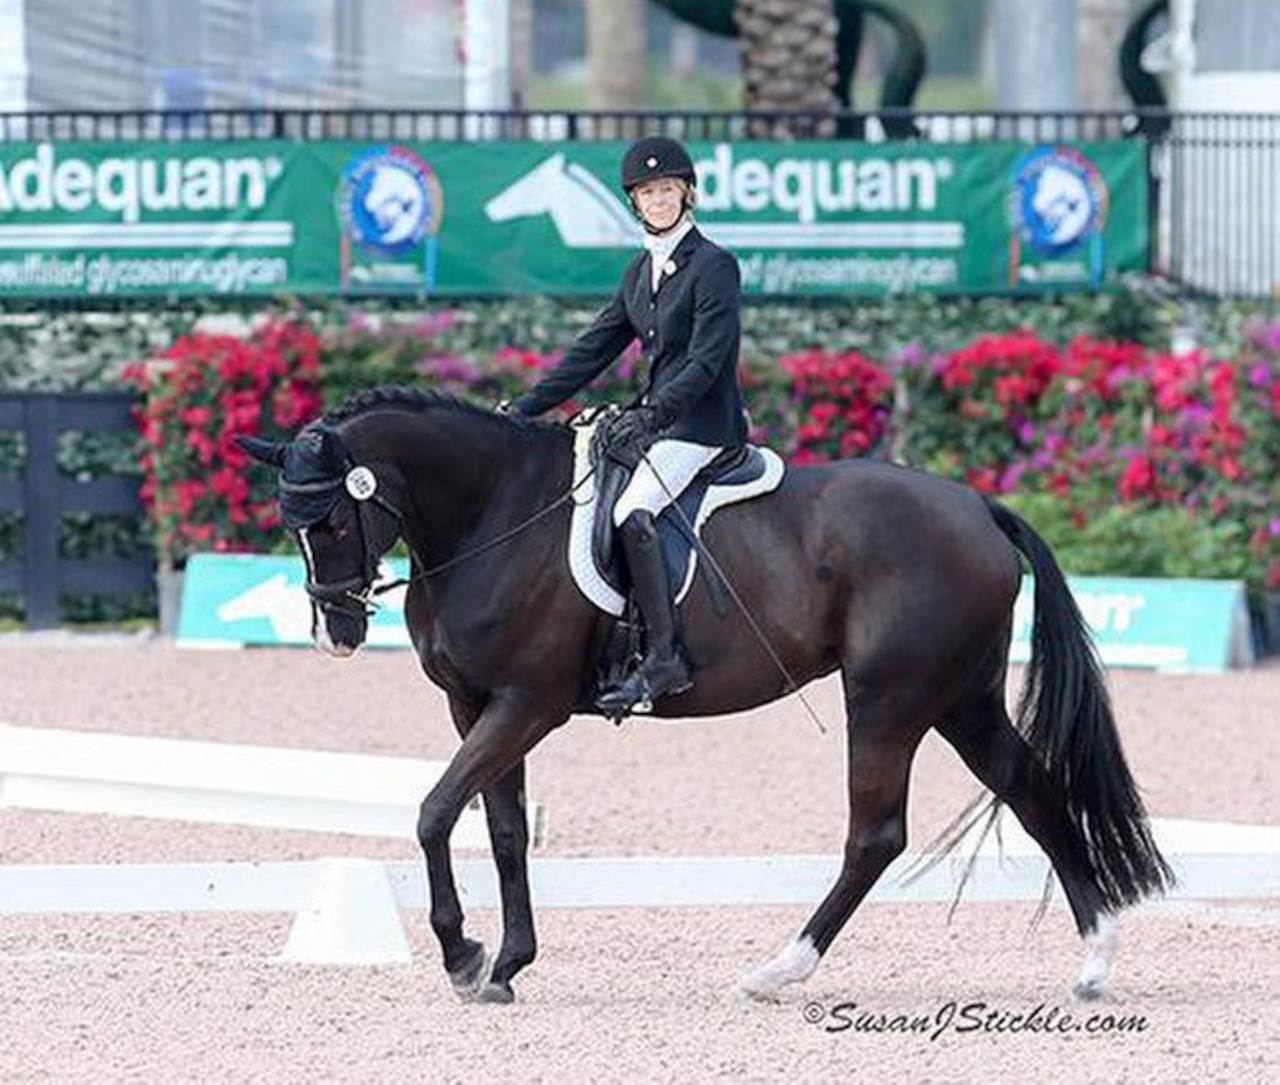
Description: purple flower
xmin=415 ymin=353 xmax=480 ymax=383
xmin=892 ymin=341 xmax=926 ymax=371
xmin=414 ymin=311 xmax=457 ymax=337
xmin=998 ymin=463 xmax=1025 ymax=492
xmin=1178 ymin=403 xmax=1211 ymax=425
xmin=616 ymin=339 xmax=643 ymax=379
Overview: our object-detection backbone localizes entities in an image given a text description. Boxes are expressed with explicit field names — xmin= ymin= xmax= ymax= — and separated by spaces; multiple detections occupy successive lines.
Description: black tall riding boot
xmin=597 ymin=510 xmax=693 ymax=714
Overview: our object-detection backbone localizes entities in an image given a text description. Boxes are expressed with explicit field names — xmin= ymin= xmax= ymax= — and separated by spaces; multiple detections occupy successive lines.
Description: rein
xmin=297 ymin=417 xmax=602 ymax=616
xmin=368 ymin=410 xmax=617 ymax=598
xmin=370 ymin=466 xmax=595 ymax=597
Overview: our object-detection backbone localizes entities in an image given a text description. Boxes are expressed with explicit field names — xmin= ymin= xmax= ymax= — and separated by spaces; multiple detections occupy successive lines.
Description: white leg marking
xmin=737 ymin=935 xmax=821 ymax=1002
xmin=1072 ymin=913 xmax=1117 ymax=1001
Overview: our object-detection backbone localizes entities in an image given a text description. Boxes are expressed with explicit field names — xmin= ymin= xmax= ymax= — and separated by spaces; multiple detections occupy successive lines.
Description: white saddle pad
xmin=566 ymin=418 xmax=785 ymax=616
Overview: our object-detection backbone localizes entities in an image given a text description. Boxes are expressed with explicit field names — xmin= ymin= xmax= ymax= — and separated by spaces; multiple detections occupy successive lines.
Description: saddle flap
xmin=591 ymin=458 xmax=633 ymax=576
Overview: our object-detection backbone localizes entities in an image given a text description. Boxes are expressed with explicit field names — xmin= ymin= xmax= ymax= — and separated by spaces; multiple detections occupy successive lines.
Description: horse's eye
xmin=311 ymin=519 xmax=349 ymax=543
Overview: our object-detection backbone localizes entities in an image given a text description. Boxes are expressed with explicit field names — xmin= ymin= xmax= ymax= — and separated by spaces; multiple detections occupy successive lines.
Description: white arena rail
xmin=0 ymin=723 xmax=1276 ymax=965
xmin=0 ymin=819 xmax=1278 ymax=965
xmin=0 ymin=724 xmax=545 ymax=849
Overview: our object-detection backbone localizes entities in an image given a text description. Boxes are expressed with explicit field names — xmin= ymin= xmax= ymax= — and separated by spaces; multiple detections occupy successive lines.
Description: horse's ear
xmin=236 ymin=434 xmax=287 ymax=467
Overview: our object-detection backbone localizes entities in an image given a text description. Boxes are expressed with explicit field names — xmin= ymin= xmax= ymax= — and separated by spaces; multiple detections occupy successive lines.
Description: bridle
xmin=288 ymin=448 xmax=597 ymax=619
xmin=284 ymin=464 xmax=405 ymax=619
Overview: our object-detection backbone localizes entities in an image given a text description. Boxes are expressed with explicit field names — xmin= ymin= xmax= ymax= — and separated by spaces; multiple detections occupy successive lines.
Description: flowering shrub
xmin=1234 ymin=319 xmax=1280 ymax=591
xmin=895 ymin=327 xmax=1280 ymax=596
xmin=768 ymin=348 xmax=894 ymax=464
xmin=896 ymin=330 xmax=1062 ymax=488
xmin=124 ymin=312 xmax=1280 ymax=600
xmin=122 ymin=320 xmax=324 ymax=565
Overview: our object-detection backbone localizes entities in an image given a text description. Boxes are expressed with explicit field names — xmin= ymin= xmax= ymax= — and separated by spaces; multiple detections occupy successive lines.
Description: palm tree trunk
xmin=734 ymin=0 xmax=838 ymax=137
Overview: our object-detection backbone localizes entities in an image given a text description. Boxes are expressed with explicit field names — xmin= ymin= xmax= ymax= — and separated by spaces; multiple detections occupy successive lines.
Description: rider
xmin=508 ymin=135 xmax=750 ymax=713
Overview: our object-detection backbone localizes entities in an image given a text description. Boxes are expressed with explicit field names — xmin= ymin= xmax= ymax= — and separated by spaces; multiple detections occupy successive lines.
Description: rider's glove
xmin=607 ymin=405 xmax=660 ymax=449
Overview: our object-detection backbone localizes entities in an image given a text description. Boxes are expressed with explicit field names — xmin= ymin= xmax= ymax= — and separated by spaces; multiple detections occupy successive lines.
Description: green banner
xmin=0 ymin=139 xmax=1148 ymax=298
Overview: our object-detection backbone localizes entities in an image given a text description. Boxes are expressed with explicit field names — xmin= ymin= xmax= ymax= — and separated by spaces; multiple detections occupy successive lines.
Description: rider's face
xmin=631 ymin=177 xmax=688 ymax=232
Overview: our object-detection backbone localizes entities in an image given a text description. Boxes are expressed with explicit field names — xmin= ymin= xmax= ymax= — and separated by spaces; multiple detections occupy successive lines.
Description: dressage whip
xmin=638 ymin=446 xmax=830 ymax=737
xmin=365 ymin=421 xmax=831 ymax=738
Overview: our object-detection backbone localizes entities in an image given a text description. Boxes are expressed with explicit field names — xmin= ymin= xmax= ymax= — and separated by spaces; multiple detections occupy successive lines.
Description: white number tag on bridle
xmin=345 ymin=466 xmax=378 ymax=501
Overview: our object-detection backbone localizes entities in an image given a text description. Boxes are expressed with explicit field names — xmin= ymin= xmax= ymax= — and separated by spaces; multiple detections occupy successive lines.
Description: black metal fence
xmin=0 ymin=106 xmax=1157 ymax=142
xmin=0 ymin=392 xmax=151 ymax=629
xmin=1 ymin=105 xmax=1277 ymax=295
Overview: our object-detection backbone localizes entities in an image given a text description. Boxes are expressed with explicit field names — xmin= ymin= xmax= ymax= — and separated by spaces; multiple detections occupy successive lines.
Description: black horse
xmin=240 ymin=386 xmax=1172 ymax=1004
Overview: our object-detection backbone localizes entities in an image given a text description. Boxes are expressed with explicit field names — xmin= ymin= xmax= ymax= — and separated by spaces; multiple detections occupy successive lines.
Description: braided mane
xmin=322 ymin=385 xmax=493 ymax=426
xmin=320 ymin=385 xmax=559 ymax=433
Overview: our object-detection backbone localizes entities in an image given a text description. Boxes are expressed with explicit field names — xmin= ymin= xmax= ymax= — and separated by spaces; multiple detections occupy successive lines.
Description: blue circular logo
xmin=1011 ymin=147 xmax=1107 ymax=256
xmin=338 ymin=146 xmax=443 ymax=255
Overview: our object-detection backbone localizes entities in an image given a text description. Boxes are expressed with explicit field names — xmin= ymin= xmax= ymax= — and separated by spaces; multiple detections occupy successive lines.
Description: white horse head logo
xmin=485 ymin=154 xmax=640 ymax=248
xmin=364 ymin=163 xmax=427 ymax=246
xmin=1031 ymin=163 xmax=1094 ymax=247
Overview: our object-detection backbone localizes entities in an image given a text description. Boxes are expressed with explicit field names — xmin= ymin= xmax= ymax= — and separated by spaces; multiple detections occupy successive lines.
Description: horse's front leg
xmin=473 ymin=759 xmax=536 ymax=1004
xmin=418 ymin=786 xmax=487 ymax=999
xmin=416 ymin=692 xmax=559 ymax=1003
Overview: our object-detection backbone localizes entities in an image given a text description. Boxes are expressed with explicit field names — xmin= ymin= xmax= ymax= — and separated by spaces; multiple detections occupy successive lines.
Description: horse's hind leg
xmin=739 ymin=686 xmax=926 ymax=1001
xmin=934 ymin=691 xmax=1115 ymax=1000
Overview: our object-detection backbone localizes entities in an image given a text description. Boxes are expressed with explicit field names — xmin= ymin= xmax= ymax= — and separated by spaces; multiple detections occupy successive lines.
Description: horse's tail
xmin=986 ymin=498 xmax=1175 ymax=909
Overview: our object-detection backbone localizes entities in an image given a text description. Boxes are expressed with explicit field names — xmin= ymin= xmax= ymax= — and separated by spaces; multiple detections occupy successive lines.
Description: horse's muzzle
xmin=308 ymin=587 xmax=370 ymax=657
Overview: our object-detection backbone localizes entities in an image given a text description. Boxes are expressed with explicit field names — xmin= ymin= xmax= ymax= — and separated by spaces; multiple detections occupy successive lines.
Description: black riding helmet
xmin=620 ymin=136 xmax=696 ymax=193
xmin=621 ymin=137 xmax=697 ymax=234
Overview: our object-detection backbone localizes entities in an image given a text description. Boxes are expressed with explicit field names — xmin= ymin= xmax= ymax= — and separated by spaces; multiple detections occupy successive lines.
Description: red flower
xmin=1118 ymin=455 xmax=1155 ymax=501
xmin=779 ymin=348 xmax=893 ymax=465
xmin=129 ymin=317 xmax=325 ymax=563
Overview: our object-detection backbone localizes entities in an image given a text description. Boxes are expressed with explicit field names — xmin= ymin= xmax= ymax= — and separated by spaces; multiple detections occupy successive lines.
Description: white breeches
xmin=613 ymin=439 xmax=721 ymax=526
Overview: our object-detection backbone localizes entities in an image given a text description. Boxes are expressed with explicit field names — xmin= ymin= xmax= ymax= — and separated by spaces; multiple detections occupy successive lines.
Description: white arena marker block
xmin=280 ymin=858 xmax=412 ymax=966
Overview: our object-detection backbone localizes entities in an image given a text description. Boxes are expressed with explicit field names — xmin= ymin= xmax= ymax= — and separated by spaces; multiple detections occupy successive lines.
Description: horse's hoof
xmin=737 ymin=937 xmax=820 ymax=1003
xmin=475 ymin=982 xmax=515 ymax=1005
xmin=736 ymin=965 xmax=783 ymax=1003
xmin=736 ymin=981 xmax=781 ymax=1004
xmin=1072 ymin=915 xmax=1116 ymax=1002
xmin=448 ymin=941 xmax=488 ymax=1001
xmin=1071 ymin=978 xmax=1107 ymax=1002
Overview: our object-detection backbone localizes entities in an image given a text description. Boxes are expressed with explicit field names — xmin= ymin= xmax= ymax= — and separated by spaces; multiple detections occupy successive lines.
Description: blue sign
xmin=177 ymin=555 xmax=1254 ymax=671
xmin=176 ymin=552 xmax=412 ymax=649
xmin=1010 ymin=575 xmax=1254 ymax=672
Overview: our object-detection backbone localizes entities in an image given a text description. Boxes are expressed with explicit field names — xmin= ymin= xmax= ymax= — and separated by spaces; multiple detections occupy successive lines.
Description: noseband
xmin=283 ymin=464 xmax=403 ymax=618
